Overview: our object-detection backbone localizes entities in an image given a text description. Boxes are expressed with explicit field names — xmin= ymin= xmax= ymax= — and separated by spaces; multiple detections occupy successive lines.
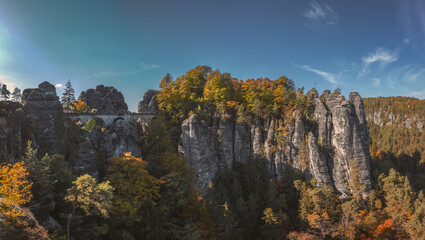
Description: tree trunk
xmin=67 ymin=197 xmax=77 ymax=240
xmin=67 ymin=212 xmax=73 ymax=240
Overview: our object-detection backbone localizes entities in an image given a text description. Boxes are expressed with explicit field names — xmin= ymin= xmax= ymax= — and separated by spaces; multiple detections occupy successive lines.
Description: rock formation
xmin=180 ymin=91 xmax=372 ymax=196
xmin=0 ymin=101 xmax=26 ymax=162
xmin=138 ymin=89 xmax=159 ymax=114
xmin=75 ymin=117 xmax=142 ymax=179
xmin=22 ymin=81 xmax=62 ymax=155
xmin=79 ymin=85 xmax=128 ymax=114
xmin=74 ymin=86 xmax=142 ymax=178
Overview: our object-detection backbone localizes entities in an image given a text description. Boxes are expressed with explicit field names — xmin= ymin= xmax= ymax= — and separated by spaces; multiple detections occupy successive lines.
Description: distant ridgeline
xmin=364 ymin=97 xmax=425 ymax=189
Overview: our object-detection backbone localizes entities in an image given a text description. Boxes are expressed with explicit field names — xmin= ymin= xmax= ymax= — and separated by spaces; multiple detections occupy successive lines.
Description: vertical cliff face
xmin=180 ymin=91 xmax=372 ymax=196
xmin=22 ymin=82 xmax=63 ymax=155
xmin=75 ymin=118 xmax=142 ymax=179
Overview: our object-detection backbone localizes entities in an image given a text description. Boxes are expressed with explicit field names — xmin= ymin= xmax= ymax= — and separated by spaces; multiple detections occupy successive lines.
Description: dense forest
xmin=1 ymin=66 xmax=425 ymax=239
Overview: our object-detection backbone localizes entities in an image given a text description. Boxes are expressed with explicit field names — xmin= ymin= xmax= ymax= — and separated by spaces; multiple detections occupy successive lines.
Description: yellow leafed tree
xmin=0 ymin=161 xmax=33 ymax=205
xmin=107 ymin=152 xmax=161 ymax=224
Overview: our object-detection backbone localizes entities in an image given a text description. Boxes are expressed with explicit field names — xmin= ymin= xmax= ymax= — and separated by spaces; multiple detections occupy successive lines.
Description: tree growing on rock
xmin=11 ymin=87 xmax=21 ymax=102
xmin=71 ymin=99 xmax=90 ymax=113
xmin=61 ymin=79 xmax=76 ymax=113
xmin=0 ymin=84 xmax=11 ymax=101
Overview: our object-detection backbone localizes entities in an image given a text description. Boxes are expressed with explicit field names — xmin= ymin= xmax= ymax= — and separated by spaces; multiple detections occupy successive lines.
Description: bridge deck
xmin=65 ymin=112 xmax=153 ymax=116
xmin=66 ymin=112 xmax=156 ymax=125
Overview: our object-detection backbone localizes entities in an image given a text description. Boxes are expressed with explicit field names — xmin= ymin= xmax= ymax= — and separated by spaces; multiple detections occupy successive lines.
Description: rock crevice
xmin=179 ymin=91 xmax=372 ymax=195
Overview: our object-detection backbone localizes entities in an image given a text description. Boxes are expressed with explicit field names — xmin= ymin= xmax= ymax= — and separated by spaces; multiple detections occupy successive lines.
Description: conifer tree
xmin=0 ymin=84 xmax=10 ymax=101
xmin=61 ymin=79 xmax=76 ymax=113
xmin=217 ymin=201 xmax=240 ymax=240
xmin=11 ymin=87 xmax=21 ymax=102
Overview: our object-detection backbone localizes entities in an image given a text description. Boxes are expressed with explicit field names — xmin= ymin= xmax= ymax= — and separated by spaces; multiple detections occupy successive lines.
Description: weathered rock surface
xmin=79 ymin=85 xmax=128 ymax=114
xmin=22 ymin=81 xmax=62 ymax=155
xmin=0 ymin=101 xmax=26 ymax=162
xmin=75 ymin=116 xmax=142 ymax=179
xmin=138 ymin=89 xmax=160 ymax=114
xmin=180 ymin=91 xmax=372 ymax=196
xmin=70 ymin=86 xmax=145 ymax=178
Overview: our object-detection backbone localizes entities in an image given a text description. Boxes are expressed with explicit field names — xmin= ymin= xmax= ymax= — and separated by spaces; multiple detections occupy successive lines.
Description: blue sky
xmin=0 ymin=0 xmax=425 ymax=111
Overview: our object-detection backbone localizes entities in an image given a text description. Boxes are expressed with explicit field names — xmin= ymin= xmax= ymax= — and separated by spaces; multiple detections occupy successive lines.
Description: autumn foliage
xmin=71 ymin=99 xmax=90 ymax=113
xmin=0 ymin=161 xmax=32 ymax=205
xmin=157 ymin=65 xmax=312 ymax=122
xmin=107 ymin=152 xmax=161 ymax=224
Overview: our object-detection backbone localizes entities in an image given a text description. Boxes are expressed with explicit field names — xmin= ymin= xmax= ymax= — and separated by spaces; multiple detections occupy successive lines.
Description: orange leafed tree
xmin=71 ymin=100 xmax=90 ymax=113
xmin=0 ymin=161 xmax=33 ymax=205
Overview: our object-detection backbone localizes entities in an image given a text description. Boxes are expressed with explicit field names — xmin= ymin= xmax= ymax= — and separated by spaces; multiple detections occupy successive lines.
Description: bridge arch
xmin=74 ymin=117 xmax=82 ymax=124
xmin=113 ymin=117 xmax=125 ymax=124
xmin=93 ymin=117 xmax=105 ymax=127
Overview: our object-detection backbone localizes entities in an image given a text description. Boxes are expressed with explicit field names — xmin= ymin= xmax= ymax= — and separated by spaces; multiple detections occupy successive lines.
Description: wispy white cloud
xmin=303 ymin=1 xmax=337 ymax=27
xmin=408 ymin=89 xmax=425 ymax=99
xmin=384 ymin=65 xmax=411 ymax=89
xmin=402 ymin=38 xmax=411 ymax=44
xmin=401 ymin=67 xmax=425 ymax=83
xmin=140 ymin=62 xmax=160 ymax=71
xmin=55 ymin=83 xmax=63 ymax=88
xmin=361 ymin=48 xmax=398 ymax=75
xmin=373 ymin=78 xmax=381 ymax=87
xmin=384 ymin=65 xmax=425 ymax=90
xmin=300 ymin=65 xmax=345 ymax=85
xmin=85 ymin=61 xmax=160 ymax=79
xmin=362 ymin=48 xmax=398 ymax=65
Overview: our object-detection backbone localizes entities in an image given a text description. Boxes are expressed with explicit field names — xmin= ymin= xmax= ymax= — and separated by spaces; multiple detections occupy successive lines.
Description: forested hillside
xmin=364 ymin=97 xmax=425 ymax=191
xmin=1 ymin=67 xmax=425 ymax=239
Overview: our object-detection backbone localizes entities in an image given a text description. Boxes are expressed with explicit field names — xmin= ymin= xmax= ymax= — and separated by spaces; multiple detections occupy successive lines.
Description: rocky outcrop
xmin=180 ymin=91 xmax=372 ymax=196
xmin=72 ymin=86 xmax=143 ymax=178
xmin=22 ymin=81 xmax=62 ymax=155
xmin=74 ymin=136 xmax=98 ymax=177
xmin=138 ymin=89 xmax=159 ymax=114
xmin=74 ymin=116 xmax=142 ymax=179
xmin=79 ymin=85 xmax=128 ymax=114
xmin=0 ymin=198 xmax=50 ymax=240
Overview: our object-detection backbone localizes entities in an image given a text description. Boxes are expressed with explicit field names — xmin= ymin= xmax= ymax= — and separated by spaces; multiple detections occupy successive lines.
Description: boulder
xmin=79 ymin=85 xmax=128 ymax=114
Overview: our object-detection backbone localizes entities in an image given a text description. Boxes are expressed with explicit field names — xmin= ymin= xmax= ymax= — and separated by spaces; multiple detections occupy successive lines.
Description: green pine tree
xmin=61 ymin=79 xmax=76 ymax=113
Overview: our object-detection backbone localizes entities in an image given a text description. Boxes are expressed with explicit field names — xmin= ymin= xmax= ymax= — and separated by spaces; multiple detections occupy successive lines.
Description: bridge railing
xmin=64 ymin=112 xmax=155 ymax=116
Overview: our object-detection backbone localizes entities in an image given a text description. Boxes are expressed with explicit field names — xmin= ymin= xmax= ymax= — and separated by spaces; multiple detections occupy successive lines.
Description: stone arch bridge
xmin=66 ymin=113 xmax=156 ymax=126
